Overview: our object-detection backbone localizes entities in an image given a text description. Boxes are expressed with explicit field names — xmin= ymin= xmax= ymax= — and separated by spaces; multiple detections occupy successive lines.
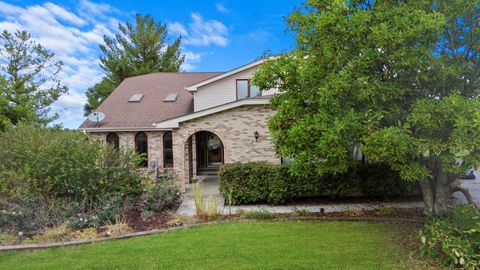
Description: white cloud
xmin=247 ymin=29 xmax=275 ymax=44
xmin=168 ymin=13 xmax=228 ymax=71
xmin=77 ymin=0 xmax=118 ymax=23
xmin=215 ymin=3 xmax=229 ymax=13
xmin=184 ymin=51 xmax=202 ymax=62
xmin=44 ymin=3 xmax=86 ymax=26
xmin=181 ymin=62 xmax=196 ymax=72
xmin=0 ymin=0 xmax=122 ymax=129
xmin=0 ymin=21 xmax=23 ymax=32
xmin=169 ymin=13 xmax=228 ymax=47
xmin=168 ymin=22 xmax=188 ymax=37
xmin=181 ymin=51 xmax=203 ymax=71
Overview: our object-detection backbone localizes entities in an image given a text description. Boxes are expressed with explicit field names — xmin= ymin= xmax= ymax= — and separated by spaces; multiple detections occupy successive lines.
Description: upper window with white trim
xmin=236 ymin=79 xmax=261 ymax=100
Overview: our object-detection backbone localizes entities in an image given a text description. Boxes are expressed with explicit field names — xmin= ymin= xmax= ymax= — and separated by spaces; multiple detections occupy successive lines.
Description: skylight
xmin=129 ymin=94 xmax=144 ymax=102
xmin=164 ymin=93 xmax=178 ymax=102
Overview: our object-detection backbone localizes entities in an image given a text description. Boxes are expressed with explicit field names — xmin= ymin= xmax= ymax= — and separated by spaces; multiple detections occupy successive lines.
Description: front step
xmin=197 ymin=168 xmax=219 ymax=176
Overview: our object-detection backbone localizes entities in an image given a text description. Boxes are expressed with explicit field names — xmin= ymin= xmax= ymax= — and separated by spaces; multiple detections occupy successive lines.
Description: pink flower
xmin=11 ymin=211 xmax=16 ymax=216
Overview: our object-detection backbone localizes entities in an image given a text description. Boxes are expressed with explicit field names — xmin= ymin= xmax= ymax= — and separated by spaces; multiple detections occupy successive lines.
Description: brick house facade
xmin=80 ymin=59 xmax=280 ymax=191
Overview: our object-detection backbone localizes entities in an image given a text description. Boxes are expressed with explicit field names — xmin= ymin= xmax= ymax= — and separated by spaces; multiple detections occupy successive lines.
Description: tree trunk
xmin=419 ymin=179 xmax=434 ymax=212
xmin=419 ymin=158 xmax=451 ymax=214
xmin=433 ymin=169 xmax=449 ymax=213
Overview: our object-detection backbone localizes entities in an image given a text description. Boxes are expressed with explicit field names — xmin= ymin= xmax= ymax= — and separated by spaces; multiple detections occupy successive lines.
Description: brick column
xmin=147 ymin=131 xmax=164 ymax=170
xmin=172 ymin=129 xmax=187 ymax=192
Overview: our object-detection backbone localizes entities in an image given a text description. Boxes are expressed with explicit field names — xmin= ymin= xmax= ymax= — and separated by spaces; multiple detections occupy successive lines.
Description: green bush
xmin=0 ymin=125 xmax=144 ymax=206
xmin=420 ymin=205 xmax=480 ymax=269
xmin=220 ymin=162 xmax=418 ymax=205
xmin=140 ymin=175 xmax=182 ymax=213
xmin=219 ymin=162 xmax=287 ymax=204
xmin=0 ymin=125 xmax=146 ymax=232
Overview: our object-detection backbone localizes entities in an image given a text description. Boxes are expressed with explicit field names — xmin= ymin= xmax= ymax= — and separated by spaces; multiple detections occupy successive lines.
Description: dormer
xmin=186 ymin=59 xmax=278 ymax=112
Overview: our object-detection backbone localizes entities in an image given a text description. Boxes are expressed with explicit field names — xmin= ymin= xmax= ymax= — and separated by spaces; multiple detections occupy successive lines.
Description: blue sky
xmin=0 ymin=0 xmax=302 ymax=128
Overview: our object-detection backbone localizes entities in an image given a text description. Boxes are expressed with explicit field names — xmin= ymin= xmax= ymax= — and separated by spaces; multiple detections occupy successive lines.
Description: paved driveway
xmin=453 ymin=171 xmax=480 ymax=207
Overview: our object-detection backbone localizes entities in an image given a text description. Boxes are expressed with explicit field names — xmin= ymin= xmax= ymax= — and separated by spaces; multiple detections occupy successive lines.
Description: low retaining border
xmin=0 ymin=217 xmax=423 ymax=252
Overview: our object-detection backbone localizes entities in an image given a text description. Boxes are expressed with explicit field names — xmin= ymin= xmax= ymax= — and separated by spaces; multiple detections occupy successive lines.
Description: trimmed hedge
xmin=219 ymin=162 xmax=287 ymax=205
xmin=219 ymin=162 xmax=419 ymax=205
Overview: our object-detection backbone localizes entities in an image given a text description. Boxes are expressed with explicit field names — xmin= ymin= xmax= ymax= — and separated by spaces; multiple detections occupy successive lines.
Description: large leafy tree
xmin=253 ymin=0 xmax=480 ymax=213
xmin=84 ymin=14 xmax=185 ymax=115
xmin=0 ymin=30 xmax=67 ymax=131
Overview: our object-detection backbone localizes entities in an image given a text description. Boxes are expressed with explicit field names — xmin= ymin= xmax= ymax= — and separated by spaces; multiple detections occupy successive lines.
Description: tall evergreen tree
xmin=84 ymin=13 xmax=184 ymax=115
xmin=0 ymin=30 xmax=67 ymax=131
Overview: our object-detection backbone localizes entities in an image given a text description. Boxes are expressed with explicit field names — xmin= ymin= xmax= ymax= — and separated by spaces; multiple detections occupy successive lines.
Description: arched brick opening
xmin=183 ymin=130 xmax=225 ymax=184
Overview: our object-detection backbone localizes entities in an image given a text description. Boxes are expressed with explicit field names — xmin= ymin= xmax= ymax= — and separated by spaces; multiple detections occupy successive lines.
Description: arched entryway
xmin=195 ymin=131 xmax=224 ymax=174
xmin=184 ymin=130 xmax=224 ymax=183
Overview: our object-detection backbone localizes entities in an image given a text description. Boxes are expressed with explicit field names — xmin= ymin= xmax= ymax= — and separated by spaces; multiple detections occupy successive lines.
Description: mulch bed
xmin=123 ymin=206 xmax=425 ymax=233
xmin=123 ymin=205 xmax=175 ymax=232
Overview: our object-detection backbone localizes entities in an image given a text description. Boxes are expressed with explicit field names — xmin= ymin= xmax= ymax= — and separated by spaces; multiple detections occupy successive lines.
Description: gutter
xmin=79 ymin=127 xmax=172 ymax=133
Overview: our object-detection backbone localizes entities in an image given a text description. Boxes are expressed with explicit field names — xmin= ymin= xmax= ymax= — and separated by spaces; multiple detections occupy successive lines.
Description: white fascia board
xmin=185 ymin=58 xmax=272 ymax=92
xmin=79 ymin=127 xmax=171 ymax=132
xmin=155 ymin=99 xmax=270 ymax=129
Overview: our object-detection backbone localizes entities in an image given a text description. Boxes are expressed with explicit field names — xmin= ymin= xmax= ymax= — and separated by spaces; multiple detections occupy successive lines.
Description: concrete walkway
xmin=452 ymin=170 xmax=480 ymax=207
xmin=176 ymin=175 xmax=224 ymax=216
xmin=176 ymin=175 xmax=424 ymax=216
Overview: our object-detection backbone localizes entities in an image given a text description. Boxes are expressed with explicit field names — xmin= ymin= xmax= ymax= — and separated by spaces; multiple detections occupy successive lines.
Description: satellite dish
xmin=87 ymin=111 xmax=106 ymax=127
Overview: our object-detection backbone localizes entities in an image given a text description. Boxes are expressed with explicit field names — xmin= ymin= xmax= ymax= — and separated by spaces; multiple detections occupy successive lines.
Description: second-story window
xmin=236 ymin=79 xmax=261 ymax=100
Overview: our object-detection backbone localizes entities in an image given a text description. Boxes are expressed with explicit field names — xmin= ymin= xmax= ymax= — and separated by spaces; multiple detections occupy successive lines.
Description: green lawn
xmin=0 ymin=220 xmax=431 ymax=270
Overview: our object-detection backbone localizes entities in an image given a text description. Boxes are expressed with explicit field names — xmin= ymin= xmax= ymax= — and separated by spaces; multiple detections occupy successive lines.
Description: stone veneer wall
xmin=88 ymin=131 xmax=165 ymax=170
xmin=172 ymin=104 xmax=280 ymax=191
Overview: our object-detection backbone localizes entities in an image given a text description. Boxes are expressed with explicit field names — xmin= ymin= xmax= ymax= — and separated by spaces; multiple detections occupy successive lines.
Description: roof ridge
xmin=124 ymin=71 xmax=224 ymax=80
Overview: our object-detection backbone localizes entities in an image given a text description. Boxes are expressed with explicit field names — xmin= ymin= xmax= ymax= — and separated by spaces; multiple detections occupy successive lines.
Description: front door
xmin=196 ymin=131 xmax=223 ymax=170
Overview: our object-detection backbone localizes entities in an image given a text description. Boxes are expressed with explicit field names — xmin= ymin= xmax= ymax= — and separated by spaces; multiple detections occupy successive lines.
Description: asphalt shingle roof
xmin=79 ymin=72 xmax=223 ymax=129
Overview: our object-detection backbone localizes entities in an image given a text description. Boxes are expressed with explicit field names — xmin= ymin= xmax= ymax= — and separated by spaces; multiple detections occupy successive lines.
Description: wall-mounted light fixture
xmin=254 ymin=131 xmax=259 ymax=142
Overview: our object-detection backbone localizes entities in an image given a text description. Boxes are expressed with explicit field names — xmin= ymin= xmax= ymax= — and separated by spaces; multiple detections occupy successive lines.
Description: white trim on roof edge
xmin=185 ymin=58 xmax=274 ymax=92
xmin=79 ymin=127 xmax=171 ymax=132
xmin=155 ymin=98 xmax=270 ymax=129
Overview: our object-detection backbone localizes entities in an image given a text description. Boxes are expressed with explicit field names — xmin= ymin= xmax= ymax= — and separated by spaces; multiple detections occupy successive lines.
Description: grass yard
xmin=0 ymin=220 xmax=439 ymax=270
